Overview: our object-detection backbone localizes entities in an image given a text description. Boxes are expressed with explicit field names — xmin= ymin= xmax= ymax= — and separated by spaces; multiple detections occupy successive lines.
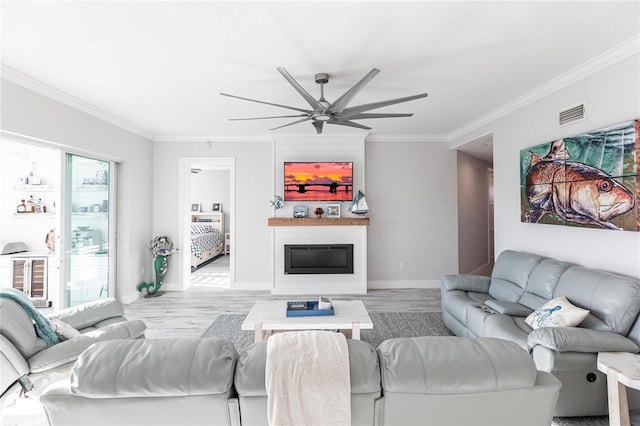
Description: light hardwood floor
xmin=124 ymin=287 xmax=443 ymax=339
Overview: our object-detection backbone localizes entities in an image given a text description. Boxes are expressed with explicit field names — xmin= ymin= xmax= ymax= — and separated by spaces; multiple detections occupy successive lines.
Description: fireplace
xmin=284 ymin=244 xmax=354 ymax=275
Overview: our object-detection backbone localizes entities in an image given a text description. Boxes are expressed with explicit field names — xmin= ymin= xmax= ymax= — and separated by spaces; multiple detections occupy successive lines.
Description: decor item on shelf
xmin=314 ymin=207 xmax=324 ymax=218
xmin=293 ymin=205 xmax=308 ymax=218
xmin=269 ymin=195 xmax=284 ymax=217
xmin=221 ymin=67 xmax=428 ymax=134
xmin=45 ymin=229 xmax=55 ymax=252
xmin=16 ymin=200 xmax=26 ymax=213
xmin=191 ymin=203 xmax=200 ymax=212
xmin=350 ymin=190 xmax=369 ymax=216
xmin=212 ymin=203 xmax=221 ymax=212
xmin=137 ymin=236 xmax=178 ymax=297
xmin=520 ymin=119 xmax=639 ymax=231
xmin=326 ymin=203 xmax=340 ymax=218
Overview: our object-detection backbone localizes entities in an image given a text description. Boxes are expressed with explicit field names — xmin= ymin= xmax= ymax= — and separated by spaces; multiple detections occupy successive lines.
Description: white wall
xmin=457 ymin=151 xmax=491 ymax=273
xmin=191 ymin=169 xmax=230 ymax=233
xmin=366 ymin=140 xmax=459 ymax=287
xmin=451 ymin=53 xmax=640 ymax=279
xmin=0 ymin=80 xmax=154 ymax=303
xmin=153 ymin=139 xmax=273 ymax=289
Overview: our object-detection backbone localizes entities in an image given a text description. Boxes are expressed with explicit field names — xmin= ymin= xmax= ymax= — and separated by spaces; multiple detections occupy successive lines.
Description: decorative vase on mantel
xmin=314 ymin=207 xmax=324 ymax=218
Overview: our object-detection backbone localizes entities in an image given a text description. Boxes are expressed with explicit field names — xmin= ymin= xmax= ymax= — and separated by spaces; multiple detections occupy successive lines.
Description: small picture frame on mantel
xmin=326 ymin=203 xmax=341 ymax=218
xmin=191 ymin=203 xmax=200 ymax=212
xmin=212 ymin=203 xmax=221 ymax=212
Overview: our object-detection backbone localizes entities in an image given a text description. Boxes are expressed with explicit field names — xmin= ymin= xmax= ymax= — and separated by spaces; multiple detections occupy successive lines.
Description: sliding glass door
xmin=64 ymin=154 xmax=115 ymax=307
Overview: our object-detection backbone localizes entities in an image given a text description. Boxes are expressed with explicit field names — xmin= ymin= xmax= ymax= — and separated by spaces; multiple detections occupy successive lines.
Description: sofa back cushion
xmin=518 ymin=259 xmax=573 ymax=310
xmin=554 ymin=266 xmax=640 ymax=335
xmin=70 ymin=338 xmax=237 ymax=398
xmin=377 ymin=336 xmax=537 ymax=394
xmin=488 ymin=250 xmax=544 ymax=302
xmin=235 ymin=339 xmax=380 ymax=396
xmin=0 ymin=298 xmax=47 ymax=359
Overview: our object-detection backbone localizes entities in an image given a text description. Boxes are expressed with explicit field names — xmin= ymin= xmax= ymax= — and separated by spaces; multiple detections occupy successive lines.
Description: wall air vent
xmin=558 ymin=102 xmax=586 ymax=126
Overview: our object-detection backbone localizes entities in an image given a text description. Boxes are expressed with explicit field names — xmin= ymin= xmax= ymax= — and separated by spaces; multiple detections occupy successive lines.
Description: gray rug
xmin=201 ymin=311 xmax=452 ymax=353
xmin=201 ymin=311 xmax=611 ymax=426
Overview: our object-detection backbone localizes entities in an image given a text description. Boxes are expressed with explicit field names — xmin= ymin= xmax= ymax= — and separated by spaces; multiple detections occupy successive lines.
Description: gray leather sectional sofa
xmin=40 ymin=335 xmax=561 ymax=426
xmin=0 ymin=297 xmax=146 ymax=406
xmin=441 ymin=249 xmax=640 ymax=416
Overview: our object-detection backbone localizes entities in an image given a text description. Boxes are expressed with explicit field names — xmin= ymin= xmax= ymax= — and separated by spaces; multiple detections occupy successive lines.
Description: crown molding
xmin=152 ymin=135 xmax=274 ymax=143
xmin=1 ymin=64 xmax=154 ymax=140
xmin=448 ymin=34 xmax=640 ymax=144
xmin=365 ymin=134 xmax=448 ymax=143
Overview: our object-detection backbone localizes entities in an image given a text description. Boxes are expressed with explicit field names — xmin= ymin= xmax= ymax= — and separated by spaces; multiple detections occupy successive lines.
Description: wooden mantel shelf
xmin=268 ymin=217 xmax=369 ymax=227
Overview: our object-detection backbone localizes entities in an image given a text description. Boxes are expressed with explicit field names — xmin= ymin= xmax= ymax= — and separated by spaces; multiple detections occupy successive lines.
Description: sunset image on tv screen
xmin=284 ymin=162 xmax=353 ymax=201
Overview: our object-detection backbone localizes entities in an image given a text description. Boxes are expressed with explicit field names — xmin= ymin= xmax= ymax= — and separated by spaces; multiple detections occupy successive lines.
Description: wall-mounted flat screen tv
xmin=284 ymin=162 xmax=353 ymax=201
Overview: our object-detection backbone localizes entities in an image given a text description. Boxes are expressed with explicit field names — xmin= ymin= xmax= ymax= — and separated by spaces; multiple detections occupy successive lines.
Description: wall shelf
xmin=14 ymin=184 xmax=55 ymax=192
xmin=268 ymin=217 xmax=369 ymax=227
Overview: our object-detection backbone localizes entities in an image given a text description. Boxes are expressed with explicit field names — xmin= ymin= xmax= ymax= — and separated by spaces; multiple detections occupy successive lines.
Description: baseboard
xmin=367 ymin=279 xmax=441 ymax=289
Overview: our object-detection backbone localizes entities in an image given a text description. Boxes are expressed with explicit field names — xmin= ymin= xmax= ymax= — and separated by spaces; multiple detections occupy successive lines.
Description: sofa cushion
xmin=0 ymin=298 xmax=47 ymax=358
xmin=234 ymin=339 xmax=380 ymax=397
xmin=70 ymin=338 xmax=237 ymax=398
xmin=554 ymin=267 xmax=640 ymax=335
xmin=483 ymin=315 xmax=531 ymax=350
xmin=519 ymin=259 xmax=573 ymax=310
xmin=525 ymin=296 xmax=589 ymax=330
xmin=27 ymin=320 xmax=146 ymax=373
xmin=47 ymin=298 xmax=125 ymax=330
xmin=377 ymin=336 xmax=537 ymax=394
xmin=488 ymin=250 xmax=544 ymax=302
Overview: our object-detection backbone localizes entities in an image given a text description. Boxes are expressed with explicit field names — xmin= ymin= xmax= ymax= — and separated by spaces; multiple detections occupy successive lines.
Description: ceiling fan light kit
xmin=221 ymin=68 xmax=428 ymax=134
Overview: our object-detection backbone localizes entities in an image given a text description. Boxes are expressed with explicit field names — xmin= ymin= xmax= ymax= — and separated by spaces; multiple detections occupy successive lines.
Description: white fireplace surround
xmin=271 ymin=226 xmax=367 ymax=295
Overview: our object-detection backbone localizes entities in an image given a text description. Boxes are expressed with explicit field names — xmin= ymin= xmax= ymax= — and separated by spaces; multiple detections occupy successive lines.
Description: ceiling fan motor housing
xmin=315 ymin=73 xmax=329 ymax=84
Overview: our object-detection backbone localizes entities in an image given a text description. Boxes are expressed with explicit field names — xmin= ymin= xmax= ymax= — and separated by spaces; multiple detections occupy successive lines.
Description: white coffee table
xmin=241 ymin=300 xmax=373 ymax=342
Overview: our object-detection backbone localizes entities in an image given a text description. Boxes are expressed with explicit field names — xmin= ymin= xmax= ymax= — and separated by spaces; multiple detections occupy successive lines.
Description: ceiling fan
xmin=220 ymin=68 xmax=428 ymax=134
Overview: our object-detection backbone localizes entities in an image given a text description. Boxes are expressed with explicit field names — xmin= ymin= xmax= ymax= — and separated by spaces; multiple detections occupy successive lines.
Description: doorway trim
xmin=178 ymin=157 xmax=236 ymax=290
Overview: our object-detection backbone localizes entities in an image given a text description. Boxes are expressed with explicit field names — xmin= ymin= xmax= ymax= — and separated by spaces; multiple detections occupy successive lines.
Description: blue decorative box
xmin=286 ymin=301 xmax=335 ymax=317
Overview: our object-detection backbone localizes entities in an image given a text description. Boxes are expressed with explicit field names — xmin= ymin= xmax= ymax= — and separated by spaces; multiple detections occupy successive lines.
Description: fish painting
xmin=520 ymin=120 xmax=640 ymax=232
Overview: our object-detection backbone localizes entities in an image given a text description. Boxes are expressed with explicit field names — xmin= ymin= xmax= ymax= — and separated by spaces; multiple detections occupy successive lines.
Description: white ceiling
xmin=1 ymin=1 xmax=639 ymax=158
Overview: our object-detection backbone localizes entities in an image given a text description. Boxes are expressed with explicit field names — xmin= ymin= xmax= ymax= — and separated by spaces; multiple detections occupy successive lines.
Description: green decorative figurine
xmin=137 ymin=236 xmax=177 ymax=297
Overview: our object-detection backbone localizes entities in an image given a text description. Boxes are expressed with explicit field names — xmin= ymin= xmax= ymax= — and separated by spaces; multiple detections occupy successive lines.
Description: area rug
xmin=201 ymin=311 xmax=453 ymax=353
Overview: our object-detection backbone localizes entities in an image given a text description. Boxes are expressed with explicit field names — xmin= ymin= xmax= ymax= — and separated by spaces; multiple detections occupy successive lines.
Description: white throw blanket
xmin=265 ymin=331 xmax=351 ymax=426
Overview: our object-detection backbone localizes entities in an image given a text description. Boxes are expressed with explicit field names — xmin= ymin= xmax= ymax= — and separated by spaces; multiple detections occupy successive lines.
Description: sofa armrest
xmin=527 ymin=327 xmax=640 ymax=353
xmin=47 ymin=298 xmax=125 ymax=330
xmin=484 ymin=300 xmax=533 ymax=317
xmin=440 ymin=275 xmax=490 ymax=293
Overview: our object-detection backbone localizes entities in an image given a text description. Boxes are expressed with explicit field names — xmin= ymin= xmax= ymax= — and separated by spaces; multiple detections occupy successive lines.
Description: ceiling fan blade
xmin=229 ymin=114 xmax=308 ymax=121
xmin=269 ymin=117 xmax=312 ymax=131
xmin=312 ymin=121 xmax=324 ymax=134
xmin=220 ymin=92 xmax=311 ymax=114
xmin=328 ymin=68 xmax=380 ymax=113
xmin=277 ymin=68 xmax=325 ymax=110
xmin=341 ymin=93 xmax=428 ymax=116
xmin=327 ymin=120 xmax=372 ymax=131
xmin=336 ymin=112 xmax=413 ymax=120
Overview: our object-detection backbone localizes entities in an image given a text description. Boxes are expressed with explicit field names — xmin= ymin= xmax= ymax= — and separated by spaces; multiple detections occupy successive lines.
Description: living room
xmin=1 ymin=1 xmax=639 ymax=425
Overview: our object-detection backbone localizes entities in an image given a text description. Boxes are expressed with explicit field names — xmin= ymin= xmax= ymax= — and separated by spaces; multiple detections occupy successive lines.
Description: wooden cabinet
xmin=11 ymin=257 xmax=49 ymax=306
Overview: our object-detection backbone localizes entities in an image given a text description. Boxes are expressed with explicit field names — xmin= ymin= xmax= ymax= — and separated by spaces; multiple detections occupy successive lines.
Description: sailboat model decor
xmin=350 ymin=191 xmax=369 ymax=216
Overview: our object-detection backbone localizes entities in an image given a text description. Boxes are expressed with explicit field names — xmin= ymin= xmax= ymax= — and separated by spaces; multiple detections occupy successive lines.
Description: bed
xmin=190 ymin=212 xmax=225 ymax=269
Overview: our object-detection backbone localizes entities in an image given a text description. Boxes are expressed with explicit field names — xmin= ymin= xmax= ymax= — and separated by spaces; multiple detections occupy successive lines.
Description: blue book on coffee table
xmin=286 ymin=301 xmax=334 ymax=317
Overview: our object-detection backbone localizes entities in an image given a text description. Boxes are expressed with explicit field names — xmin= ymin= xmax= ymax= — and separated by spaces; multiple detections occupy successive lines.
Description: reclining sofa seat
xmin=441 ymin=250 xmax=640 ymax=416
xmin=0 ymin=297 xmax=146 ymax=405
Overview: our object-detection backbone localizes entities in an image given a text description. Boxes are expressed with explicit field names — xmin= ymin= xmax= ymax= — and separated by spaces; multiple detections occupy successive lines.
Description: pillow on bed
xmin=191 ymin=224 xmax=214 ymax=235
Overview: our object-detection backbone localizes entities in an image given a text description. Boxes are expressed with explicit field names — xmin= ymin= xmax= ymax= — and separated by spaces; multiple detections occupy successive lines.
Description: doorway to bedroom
xmin=180 ymin=157 xmax=235 ymax=290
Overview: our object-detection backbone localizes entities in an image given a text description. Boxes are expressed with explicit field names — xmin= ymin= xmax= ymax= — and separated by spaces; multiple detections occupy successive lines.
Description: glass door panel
xmin=64 ymin=154 xmax=110 ymax=307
